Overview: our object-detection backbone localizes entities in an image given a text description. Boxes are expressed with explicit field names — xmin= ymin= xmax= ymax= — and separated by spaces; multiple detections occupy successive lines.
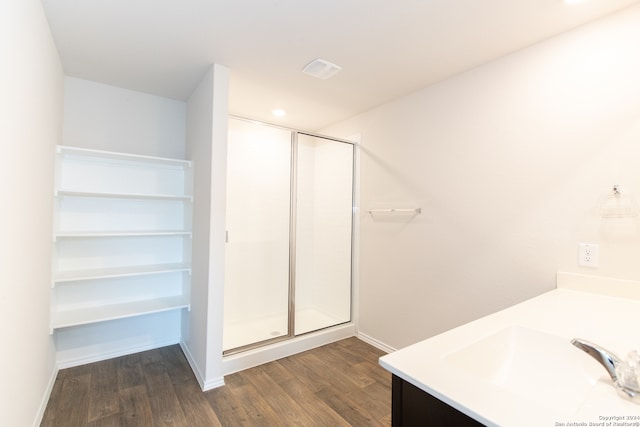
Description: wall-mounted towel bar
xmin=367 ymin=208 xmax=421 ymax=214
xmin=600 ymin=185 xmax=638 ymax=218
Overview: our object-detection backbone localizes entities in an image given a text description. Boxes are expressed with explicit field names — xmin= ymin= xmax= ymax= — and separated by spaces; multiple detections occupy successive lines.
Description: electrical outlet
xmin=578 ymin=243 xmax=599 ymax=268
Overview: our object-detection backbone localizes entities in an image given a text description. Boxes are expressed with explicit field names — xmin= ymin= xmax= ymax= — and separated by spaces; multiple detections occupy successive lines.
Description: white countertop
xmin=379 ymin=272 xmax=640 ymax=426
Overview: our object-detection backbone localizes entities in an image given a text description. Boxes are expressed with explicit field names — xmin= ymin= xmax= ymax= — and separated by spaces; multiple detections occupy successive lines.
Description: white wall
xmin=182 ymin=64 xmax=229 ymax=390
xmin=324 ymin=4 xmax=640 ymax=351
xmin=63 ymin=77 xmax=186 ymax=158
xmin=55 ymin=77 xmax=187 ymax=366
xmin=0 ymin=1 xmax=63 ymax=426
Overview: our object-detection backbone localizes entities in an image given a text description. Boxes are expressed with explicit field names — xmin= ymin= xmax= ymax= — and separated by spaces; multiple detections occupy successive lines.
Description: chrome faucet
xmin=571 ymin=338 xmax=640 ymax=401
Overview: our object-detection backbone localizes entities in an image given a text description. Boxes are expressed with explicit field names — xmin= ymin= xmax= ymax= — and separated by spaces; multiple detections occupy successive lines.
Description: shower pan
xmin=223 ymin=117 xmax=355 ymax=355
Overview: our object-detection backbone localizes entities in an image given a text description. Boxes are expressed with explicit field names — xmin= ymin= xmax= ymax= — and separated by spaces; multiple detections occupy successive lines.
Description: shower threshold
xmin=223 ymin=307 xmax=346 ymax=352
xmin=222 ymin=320 xmax=356 ymax=376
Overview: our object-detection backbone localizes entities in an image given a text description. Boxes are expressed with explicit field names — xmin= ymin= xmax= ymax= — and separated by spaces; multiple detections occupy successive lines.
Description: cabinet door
xmin=392 ymin=376 xmax=483 ymax=426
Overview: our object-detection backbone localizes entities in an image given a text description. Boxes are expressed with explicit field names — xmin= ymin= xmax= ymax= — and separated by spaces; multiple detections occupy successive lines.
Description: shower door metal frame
xmin=223 ymin=116 xmax=356 ymax=356
xmin=287 ymin=130 xmax=298 ymax=341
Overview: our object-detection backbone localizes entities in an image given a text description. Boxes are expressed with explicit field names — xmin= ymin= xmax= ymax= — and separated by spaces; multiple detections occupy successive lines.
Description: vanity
xmin=379 ymin=273 xmax=640 ymax=426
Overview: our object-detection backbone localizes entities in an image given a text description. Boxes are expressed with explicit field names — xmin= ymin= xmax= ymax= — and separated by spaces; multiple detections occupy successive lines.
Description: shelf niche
xmin=50 ymin=145 xmax=193 ymax=333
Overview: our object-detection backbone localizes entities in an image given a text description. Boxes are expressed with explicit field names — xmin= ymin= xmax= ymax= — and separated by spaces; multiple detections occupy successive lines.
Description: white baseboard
xmin=202 ymin=376 xmax=225 ymax=391
xmin=56 ymin=336 xmax=180 ymax=369
xmin=179 ymin=340 xmax=225 ymax=391
xmin=179 ymin=340 xmax=205 ymax=389
xmin=33 ymin=363 xmax=59 ymax=427
xmin=357 ymin=331 xmax=396 ymax=354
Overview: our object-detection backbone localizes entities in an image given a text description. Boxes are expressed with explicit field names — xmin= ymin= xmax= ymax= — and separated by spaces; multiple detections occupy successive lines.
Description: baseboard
xmin=179 ymin=340 xmax=225 ymax=391
xmin=202 ymin=376 xmax=225 ymax=391
xmin=56 ymin=337 xmax=180 ymax=369
xmin=179 ymin=340 xmax=205 ymax=389
xmin=33 ymin=363 xmax=59 ymax=427
xmin=357 ymin=331 xmax=396 ymax=354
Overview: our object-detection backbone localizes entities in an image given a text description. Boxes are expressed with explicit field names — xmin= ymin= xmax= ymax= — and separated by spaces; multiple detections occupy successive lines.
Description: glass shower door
xmin=223 ymin=118 xmax=292 ymax=351
xmin=294 ymin=134 xmax=354 ymax=335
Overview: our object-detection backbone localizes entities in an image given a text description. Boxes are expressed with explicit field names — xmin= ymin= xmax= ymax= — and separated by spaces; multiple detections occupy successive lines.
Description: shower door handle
xmin=225 ymin=230 xmax=229 ymax=243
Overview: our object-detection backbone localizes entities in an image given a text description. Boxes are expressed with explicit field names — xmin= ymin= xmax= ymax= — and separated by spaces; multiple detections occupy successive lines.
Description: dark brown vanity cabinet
xmin=392 ymin=375 xmax=485 ymax=426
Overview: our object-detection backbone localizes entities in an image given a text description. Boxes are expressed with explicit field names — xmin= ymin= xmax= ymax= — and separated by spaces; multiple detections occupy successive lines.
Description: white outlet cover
xmin=578 ymin=243 xmax=599 ymax=268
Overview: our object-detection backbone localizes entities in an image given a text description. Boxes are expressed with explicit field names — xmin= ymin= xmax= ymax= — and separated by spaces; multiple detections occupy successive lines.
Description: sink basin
xmin=444 ymin=326 xmax=604 ymax=413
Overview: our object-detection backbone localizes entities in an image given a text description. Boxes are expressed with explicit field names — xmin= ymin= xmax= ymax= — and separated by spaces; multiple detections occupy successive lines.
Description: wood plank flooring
xmin=41 ymin=337 xmax=391 ymax=426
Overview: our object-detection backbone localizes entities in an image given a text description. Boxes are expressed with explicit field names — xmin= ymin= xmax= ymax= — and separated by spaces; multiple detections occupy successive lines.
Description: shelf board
xmin=53 ymin=263 xmax=191 ymax=284
xmin=54 ymin=230 xmax=192 ymax=240
xmin=57 ymin=145 xmax=192 ymax=168
xmin=50 ymin=295 xmax=190 ymax=332
xmin=55 ymin=189 xmax=192 ymax=202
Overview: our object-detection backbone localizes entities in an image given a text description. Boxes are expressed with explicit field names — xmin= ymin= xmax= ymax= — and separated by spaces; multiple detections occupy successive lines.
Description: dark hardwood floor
xmin=41 ymin=337 xmax=391 ymax=426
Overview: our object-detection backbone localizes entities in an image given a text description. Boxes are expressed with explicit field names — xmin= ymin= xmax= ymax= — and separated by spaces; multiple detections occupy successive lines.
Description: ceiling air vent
xmin=302 ymin=58 xmax=342 ymax=80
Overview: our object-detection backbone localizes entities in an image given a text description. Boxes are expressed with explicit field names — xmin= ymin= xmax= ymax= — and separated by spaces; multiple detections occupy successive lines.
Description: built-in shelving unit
xmin=50 ymin=145 xmax=193 ymax=333
xmin=54 ymin=230 xmax=191 ymax=239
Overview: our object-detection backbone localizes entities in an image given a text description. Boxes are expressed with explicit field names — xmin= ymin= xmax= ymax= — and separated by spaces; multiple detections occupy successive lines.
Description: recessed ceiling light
xmin=563 ymin=0 xmax=585 ymax=4
xmin=272 ymin=109 xmax=287 ymax=117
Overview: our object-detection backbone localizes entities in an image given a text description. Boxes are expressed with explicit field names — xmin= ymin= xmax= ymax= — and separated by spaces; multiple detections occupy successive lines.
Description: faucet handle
xmin=616 ymin=350 xmax=640 ymax=393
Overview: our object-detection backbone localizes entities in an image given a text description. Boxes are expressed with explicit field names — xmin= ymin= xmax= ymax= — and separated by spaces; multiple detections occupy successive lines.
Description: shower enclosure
xmin=223 ymin=117 xmax=354 ymax=353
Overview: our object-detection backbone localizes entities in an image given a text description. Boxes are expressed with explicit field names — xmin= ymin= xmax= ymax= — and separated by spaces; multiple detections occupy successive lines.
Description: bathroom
xmin=5 ymin=1 xmax=640 ymax=425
